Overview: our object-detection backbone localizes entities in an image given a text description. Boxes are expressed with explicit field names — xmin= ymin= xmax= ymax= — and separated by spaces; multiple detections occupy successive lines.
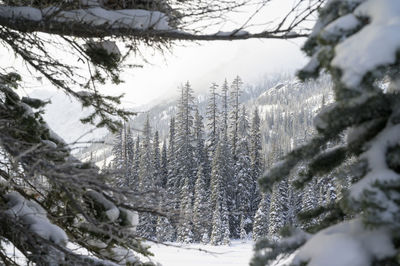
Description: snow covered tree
xmin=175 ymin=82 xmax=196 ymax=192
xmin=137 ymin=116 xmax=157 ymax=239
xmin=253 ymin=193 xmax=270 ymax=241
xmin=193 ymin=108 xmax=208 ymax=176
xmin=250 ymin=108 xmax=263 ymax=216
xmin=234 ymin=106 xmax=253 ymax=237
xmin=230 ymin=75 xmax=243 ymax=161
xmin=160 ymin=139 xmax=168 ymax=189
xmin=152 ymin=130 xmax=161 ymax=188
xmin=177 ymin=176 xmax=194 ymax=243
xmin=206 ymin=83 xmax=220 ymax=156
xmin=110 ymin=123 xmax=135 ymax=186
xmin=254 ymin=1 xmax=400 ymax=265
xmin=210 ymin=142 xmax=231 ymax=245
xmin=267 ymin=180 xmax=288 ymax=239
xmin=192 ymin=165 xmax=211 ymax=242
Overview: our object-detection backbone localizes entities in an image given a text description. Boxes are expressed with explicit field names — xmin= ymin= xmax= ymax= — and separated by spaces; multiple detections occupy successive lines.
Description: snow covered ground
xmin=147 ymin=240 xmax=254 ymax=266
xmin=5 ymin=239 xmax=256 ymax=265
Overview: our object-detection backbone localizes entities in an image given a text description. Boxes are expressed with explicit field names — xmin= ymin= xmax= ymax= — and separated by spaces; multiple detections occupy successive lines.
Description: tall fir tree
xmin=137 ymin=115 xmax=156 ymax=239
xmin=210 ymin=141 xmax=231 ymax=245
xmin=253 ymin=193 xmax=270 ymax=241
xmin=152 ymin=130 xmax=161 ymax=188
xmin=235 ymin=106 xmax=253 ymax=237
xmin=254 ymin=1 xmax=400 ymax=264
xmin=220 ymin=78 xmax=236 ymax=238
xmin=175 ymin=82 xmax=196 ymax=192
xmin=267 ymin=180 xmax=289 ymax=240
xmin=192 ymin=165 xmax=211 ymax=242
xmin=206 ymin=82 xmax=220 ymax=156
xmin=160 ymin=140 xmax=168 ymax=189
xmin=177 ymin=175 xmax=194 ymax=243
xmin=230 ymin=75 xmax=243 ymax=161
xmin=250 ymin=108 xmax=263 ymax=217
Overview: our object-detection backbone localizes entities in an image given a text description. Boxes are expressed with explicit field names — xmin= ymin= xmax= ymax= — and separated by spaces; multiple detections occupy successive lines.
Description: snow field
xmin=147 ymin=240 xmax=254 ymax=266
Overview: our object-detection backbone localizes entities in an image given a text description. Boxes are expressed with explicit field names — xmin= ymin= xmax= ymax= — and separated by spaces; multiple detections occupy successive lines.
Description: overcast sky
xmin=109 ymin=37 xmax=307 ymax=108
xmin=4 ymin=0 xmax=313 ymax=109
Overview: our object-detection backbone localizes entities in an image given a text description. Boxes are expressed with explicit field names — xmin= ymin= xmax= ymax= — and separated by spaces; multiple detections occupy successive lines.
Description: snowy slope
xmin=147 ymin=240 xmax=254 ymax=266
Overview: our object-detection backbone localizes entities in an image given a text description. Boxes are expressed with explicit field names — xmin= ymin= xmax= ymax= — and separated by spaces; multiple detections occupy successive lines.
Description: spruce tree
xmin=175 ymin=82 xmax=196 ymax=192
xmin=160 ymin=140 xmax=168 ymax=189
xmin=253 ymin=193 xmax=270 ymax=241
xmin=206 ymin=83 xmax=220 ymax=156
xmin=230 ymin=75 xmax=243 ymax=161
xmin=235 ymin=106 xmax=253 ymax=237
xmin=192 ymin=165 xmax=211 ymax=242
xmin=137 ymin=116 xmax=156 ymax=239
xmin=210 ymin=142 xmax=231 ymax=245
xmin=267 ymin=180 xmax=288 ymax=240
xmin=250 ymin=108 xmax=263 ymax=216
xmin=152 ymin=130 xmax=161 ymax=188
xmin=177 ymin=176 xmax=194 ymax=243
xmin=254 ymin=1 xmax=400 ymax=264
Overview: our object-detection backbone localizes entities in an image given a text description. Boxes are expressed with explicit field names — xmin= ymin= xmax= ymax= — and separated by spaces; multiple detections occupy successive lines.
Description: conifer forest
xmin=1 ymin=0 xmax=400 ymax=265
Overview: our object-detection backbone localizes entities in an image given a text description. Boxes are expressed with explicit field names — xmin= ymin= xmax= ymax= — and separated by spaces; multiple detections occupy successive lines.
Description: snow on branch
xmin=0 ymin=5 xmax=308 ymax=40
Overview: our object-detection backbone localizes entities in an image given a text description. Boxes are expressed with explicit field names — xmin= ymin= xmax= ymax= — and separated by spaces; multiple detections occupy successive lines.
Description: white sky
xmin=3 ymin=0 xmax=314 ymax=109
xmin=110 ymin=37 xmax=307 ymax=107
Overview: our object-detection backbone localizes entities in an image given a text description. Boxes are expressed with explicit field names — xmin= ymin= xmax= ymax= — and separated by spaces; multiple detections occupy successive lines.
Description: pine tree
xmin=125 ymin=126 xmax=135 ymax=187
xmin=219 ymin=79 xmax=236 ymax=238
xmin=165 ymin=117 xmax=178 ymax=241
xmin=175 ymin=82 xmax=196 ymax=192
xmin=206 ymin=82 xmax=220 ymax=156
xmin=160 ymin=140 xmax=168 ymax=189
xmin=267 ymin=180 xmax=288 ymax=240
xmin=254 ymin=1 xmax=400 ymax=264
xmin=137 ymin=116 xmax=156 ymax=239
xmin=253 ymin=193 xmax=270 ymax=241
xmin=194 ymin=108 xmax=207 ymax=172
xmin=110 ymin=123 xmax=135 ymax=187
xmin=210 ymin=142 xmax=231 ymax=245
xmin=152 ymin=130 xmax=161 ymax=188
xmin=177 ymin=176 xmax=194 ymax=243
xmin=235 ymin=106 xmax=253 ymax=236
xmin=250 ymin=108 xmax=263 ymax=217
xmin=192 ymin=165 xmax=211 ymax=242
xmin=230 ymin=75 xmax=243 ymax=161
xmin=132 ymin=135 xmax=141 ymax=190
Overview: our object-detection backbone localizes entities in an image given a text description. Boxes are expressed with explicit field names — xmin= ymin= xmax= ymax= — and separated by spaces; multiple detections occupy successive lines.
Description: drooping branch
xmin=0 ymin=0 xmax=324 ymax=41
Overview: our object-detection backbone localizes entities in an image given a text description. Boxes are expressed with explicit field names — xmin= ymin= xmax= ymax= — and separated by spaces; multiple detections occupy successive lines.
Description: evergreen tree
xmin=165 ymin=117 xmax=178 ymax=240
xmin=230 ymin=75 xmax=243 ymax=161
xmin=137 ymin=116 xmax=156 ymax=239
xmin=175 ymin=82 xmax=196 ymax=192
xmin=250 ymin=108 xmax=263 ymax=216
xmin=132 ymin=135 xmax=141 ymax=190
xmin=177 ymin=176 xmax=194 ymax=243
xmin=220 ymin=79 xmax=236 ymax=238
xmin=206 ymin=83 xmax=220 ymax=155
xmin=210 ymin=142 xmax=231 ymax=245
xmin=152 ymin=130 xmax=161 ymax=188
xmin=221 ymin=79 xmax=229 ymax=139
xmin=253 ymin=193 xmax=270 ymax=241
xmin=254 ymin=1 xmax=400 ymax=264
xmin=111 ymin=123 xmax=135 ymax=187
xmin=267 ymin=180 xmax=288 ymax=240
xmin=194 ymin=108 xmax=207 ymax=172
xmin=235 ymin=106 xmax=253 ymax=236
xmin=125 ymin=126 xmax=135 ymax=187
xmin=192 ymin=165 xmax=211 ymax=242
xmin=160 ymin=140 xmax=168 ymax=189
